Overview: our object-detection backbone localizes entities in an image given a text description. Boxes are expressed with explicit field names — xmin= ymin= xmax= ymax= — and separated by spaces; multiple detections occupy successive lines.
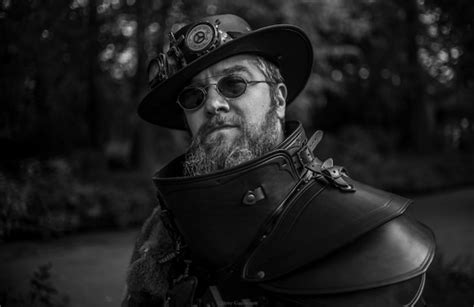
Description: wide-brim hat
xmin=138 ymin=14 xmax=313 ymax=130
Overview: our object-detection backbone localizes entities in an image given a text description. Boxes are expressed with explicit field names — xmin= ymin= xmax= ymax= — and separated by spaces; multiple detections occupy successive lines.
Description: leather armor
xmin=131 ymin=121 xmax=435 ymax=306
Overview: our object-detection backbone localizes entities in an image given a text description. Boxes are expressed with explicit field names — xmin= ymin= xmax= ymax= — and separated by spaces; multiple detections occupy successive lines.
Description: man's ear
xmin=275 ymin=83 xmax=287 ymax=120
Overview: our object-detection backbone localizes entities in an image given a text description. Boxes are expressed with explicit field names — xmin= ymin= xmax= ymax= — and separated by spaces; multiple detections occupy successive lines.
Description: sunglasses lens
xmin=177 ymin=76 xmax=249 ymax=110
xmin=218 ymin=76 xmax=247 ymax=98
xmin=178 ymin=88 xmax=205 ymax=110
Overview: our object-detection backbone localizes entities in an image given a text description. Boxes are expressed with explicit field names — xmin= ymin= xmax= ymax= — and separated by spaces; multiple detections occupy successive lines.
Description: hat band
xmin=148 ymin=21 xmax=241 ymax=88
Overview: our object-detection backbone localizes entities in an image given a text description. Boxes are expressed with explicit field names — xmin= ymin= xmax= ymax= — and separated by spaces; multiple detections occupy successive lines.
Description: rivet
xmin=246 ymin=193 xmax=256 ymax=203
xmin=242 ymin=187 xmax=265 ymax=206
xmin=257 ymin=271 xmax=265 ymax=279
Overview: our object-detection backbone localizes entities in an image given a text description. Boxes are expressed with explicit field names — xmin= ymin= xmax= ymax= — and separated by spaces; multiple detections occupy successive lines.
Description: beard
xmin=183 ymin=107 xmax=283 ymax=177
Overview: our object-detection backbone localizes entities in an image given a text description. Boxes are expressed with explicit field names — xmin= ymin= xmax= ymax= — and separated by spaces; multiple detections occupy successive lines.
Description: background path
xmin=0 ymin=229 xmax=138 ymax=307
xmin=1 ymin=188 xmax=473 ymax=307
xmin=409 ymin=188 xmax=474 ymax=264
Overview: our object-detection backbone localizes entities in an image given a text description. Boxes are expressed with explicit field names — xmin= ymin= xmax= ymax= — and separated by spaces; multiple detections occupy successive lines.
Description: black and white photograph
xmin=1 ymin=0 xmax=473 ymax=306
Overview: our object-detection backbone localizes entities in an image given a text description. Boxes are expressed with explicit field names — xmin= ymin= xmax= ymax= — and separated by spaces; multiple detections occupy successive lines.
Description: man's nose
xmin=204 ymin=86 xmax=230 ymax=115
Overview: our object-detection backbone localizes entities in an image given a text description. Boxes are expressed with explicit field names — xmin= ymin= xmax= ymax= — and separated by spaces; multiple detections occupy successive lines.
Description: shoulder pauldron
xmin=153 ymin=121 xmax=435 ymax=306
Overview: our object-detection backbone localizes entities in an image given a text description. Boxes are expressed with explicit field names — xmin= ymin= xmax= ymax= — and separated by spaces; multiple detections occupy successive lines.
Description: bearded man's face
xmin=181 ymin=55 xmax=287 ymax=176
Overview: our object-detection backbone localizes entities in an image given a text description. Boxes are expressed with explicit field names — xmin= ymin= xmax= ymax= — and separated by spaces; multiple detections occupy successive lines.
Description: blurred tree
xmin=278 ymin=0 xmax=372 ymax=131
xmin=130 ymin=0 xmax=174 ymax=171
xmin=420 ymin=0 xmax=474 ymax=150
xmin=366 ymin=0 xmax=436 ymax=151
xmin=87 ymin=0 xmax=101 ymax=148
xmin=2 ymin=0 xmax=472 ymax=171
xmin=1 ymin=0 xmax=93 ymax=157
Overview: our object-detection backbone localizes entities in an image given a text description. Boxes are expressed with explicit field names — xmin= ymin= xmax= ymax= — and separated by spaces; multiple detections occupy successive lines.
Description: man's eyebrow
xmin=220 ymin=65 xmax=251 ymax=76
xmin=189 ymin=65 xmax=252 ymax=87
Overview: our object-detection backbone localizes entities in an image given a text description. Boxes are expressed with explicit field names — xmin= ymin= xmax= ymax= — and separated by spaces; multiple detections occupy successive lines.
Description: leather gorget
xmin=152 ymin=121 xmax=435 ymax=306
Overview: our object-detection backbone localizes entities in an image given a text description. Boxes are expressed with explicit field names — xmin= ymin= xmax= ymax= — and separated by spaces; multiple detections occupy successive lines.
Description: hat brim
xmin=138 ymin=24 xmax=313 ymax=130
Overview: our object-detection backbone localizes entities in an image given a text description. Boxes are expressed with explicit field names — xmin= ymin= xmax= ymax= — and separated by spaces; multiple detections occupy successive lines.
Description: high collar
xmin=152 ymin=121 xmax=311 ymax=270
xmin=154 ymin=120 xmax=309 ymax=180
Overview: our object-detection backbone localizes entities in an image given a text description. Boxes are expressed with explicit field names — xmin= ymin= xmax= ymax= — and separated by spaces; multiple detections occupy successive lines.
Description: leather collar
xmin=155 ymin=120 xmax=310 ymax=180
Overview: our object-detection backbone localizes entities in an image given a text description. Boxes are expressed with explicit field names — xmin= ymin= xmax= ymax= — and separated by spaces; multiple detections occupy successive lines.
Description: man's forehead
xmin=190 ymin=55 xmax=262 ymax=83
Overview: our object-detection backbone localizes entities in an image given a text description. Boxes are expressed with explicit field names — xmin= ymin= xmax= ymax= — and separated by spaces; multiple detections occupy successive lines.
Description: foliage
xmin=316 ymin=127 xmax=474 ymax=193
xmin=0 ymin=263 xmax=69 ymax=307
xmin=0 ymin=157 xmax=155 ymax=241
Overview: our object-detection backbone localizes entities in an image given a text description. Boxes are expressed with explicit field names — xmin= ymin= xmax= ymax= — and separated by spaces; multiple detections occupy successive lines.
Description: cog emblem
xmin=186 ymin=23 xmax=216 ymax=52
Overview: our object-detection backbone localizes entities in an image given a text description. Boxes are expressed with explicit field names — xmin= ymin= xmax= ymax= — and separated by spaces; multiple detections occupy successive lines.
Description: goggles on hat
xmin=177 ymin=75 xmax=275 ymax=111
xmin=147 ymin=20 xmax=242 ymax=88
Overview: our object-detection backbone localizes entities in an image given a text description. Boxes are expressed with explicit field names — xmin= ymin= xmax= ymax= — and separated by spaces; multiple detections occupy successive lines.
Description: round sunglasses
xmin=177 ymin=75 xmax=275 ymax=111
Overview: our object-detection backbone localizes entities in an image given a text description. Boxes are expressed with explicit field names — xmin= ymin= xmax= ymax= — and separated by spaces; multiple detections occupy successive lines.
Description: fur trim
xmin=123 ymin=206 xmax=175 ymax=305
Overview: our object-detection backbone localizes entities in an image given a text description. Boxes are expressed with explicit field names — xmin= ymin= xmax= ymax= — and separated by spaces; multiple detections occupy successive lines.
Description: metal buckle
xmin=297 ymin=145 xmax=314 ymax=168
xmin=321 ymin=164 xmax=356 ymax=193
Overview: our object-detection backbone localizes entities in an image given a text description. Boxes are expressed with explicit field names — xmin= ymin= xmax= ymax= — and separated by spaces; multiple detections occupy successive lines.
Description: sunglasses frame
xmin=177 ymin=75 xmax=275 ymax=111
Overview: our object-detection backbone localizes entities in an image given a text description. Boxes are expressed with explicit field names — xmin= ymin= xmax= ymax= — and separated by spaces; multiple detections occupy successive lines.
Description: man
xmin=123 ymin=14 xmax=435 ymax=306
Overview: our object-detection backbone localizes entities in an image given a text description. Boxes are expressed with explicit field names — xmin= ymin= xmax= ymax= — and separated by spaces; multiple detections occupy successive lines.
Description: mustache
xmin=195 ymin=115 xmax=242 ymax=140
